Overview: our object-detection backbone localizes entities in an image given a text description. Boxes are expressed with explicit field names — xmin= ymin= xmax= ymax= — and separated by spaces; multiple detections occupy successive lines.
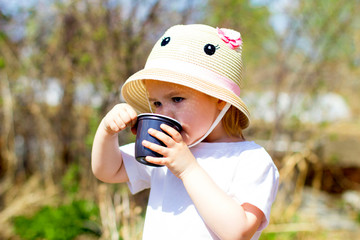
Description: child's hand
xmin=102 ymin=103 xmax=137 ymax=135
xmin=142 ymin=124 xmax=198 ymax=178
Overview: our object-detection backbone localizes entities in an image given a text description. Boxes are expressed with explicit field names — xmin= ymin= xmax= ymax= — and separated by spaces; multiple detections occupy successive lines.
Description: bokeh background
xmin=1 ymin=0 xmax=359 ymax=239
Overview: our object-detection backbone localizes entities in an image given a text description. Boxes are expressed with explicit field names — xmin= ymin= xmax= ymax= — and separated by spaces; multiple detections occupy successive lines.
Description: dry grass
xmin=96 ymin=183 xmax=145 ymax=240
xmin=264 ymin=143 xmax=360 ymax=240
xmin=1 ymin=143 xmax=359 ymax=239
xmin=0 ymin=175 xmax=60 ymax=239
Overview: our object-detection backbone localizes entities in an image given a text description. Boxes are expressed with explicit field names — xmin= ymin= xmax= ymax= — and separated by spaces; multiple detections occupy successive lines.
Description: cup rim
xmin=137 ymin=113 xmax=182 ymax=130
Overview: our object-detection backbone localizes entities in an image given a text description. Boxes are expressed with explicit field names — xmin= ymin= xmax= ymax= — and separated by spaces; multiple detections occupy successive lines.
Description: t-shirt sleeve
xmin=229 ymin=147 xmax=279 ymax=231
xmin=120 ymin=143 xmax=153 ymax=194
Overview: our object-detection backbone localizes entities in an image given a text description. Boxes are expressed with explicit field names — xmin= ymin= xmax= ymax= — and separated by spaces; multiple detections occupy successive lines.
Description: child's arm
xmin=91 ymin=103 xmax=137 ymax=183
xmin=142 ymin=124 xmax=264 ymax=240
xmin=180 ymin=165 xmax=264 ymax=240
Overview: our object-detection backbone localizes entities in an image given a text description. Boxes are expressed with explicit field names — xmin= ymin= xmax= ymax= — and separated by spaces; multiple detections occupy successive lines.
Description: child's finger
xmin=111 ymin=113 xmax=124 ymax=129
xmin=144 ymin=156 xmax=165 ymax=166
xmin=116 ymin=114 xmax=130 ymax=129
xmin=104 ymin=119 xmax=120 ymax=133
xmin=147 ymin=128 xmax=174 ymax=147
xmin=124 ymin=105 xmax=138 ymax=127
xmin=142 ymin=139 xmax=168 ymax=157
xmin=119 ymin=109 xmax=134 ymax=126
xmin=160 ymin=124 xmax=182 ymax=143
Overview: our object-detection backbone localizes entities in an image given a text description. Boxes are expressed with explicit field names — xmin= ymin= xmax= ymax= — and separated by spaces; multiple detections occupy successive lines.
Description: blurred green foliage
xmin=85 ymin=112 xmax=101 ymax=149
xmin=0 ymin=56 xmax=5 ymax=68
xmin=12 ymin=200 xmax=101 ymax=240
xmin=260 ymin=232 xmax=298 ymax=240
xmin=61 ymin=163 xmax=81 ymax=196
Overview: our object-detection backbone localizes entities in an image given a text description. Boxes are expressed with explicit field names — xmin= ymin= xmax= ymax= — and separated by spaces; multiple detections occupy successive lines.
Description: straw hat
xmin=121 ymin=24 xmax=250 ymax=129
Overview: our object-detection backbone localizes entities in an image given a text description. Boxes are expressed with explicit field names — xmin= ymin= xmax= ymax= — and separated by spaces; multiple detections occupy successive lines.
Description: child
xmin=92 ymin=24 xmax=279 ymax=240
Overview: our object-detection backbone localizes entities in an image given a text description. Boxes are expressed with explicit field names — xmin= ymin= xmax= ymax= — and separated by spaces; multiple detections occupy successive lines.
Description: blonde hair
xmin=222 ymin=105 xmax=245 ymax=140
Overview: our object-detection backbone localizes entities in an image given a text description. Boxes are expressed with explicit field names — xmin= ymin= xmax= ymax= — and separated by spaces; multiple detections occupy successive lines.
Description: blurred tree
xmin=266 ymin=0 xmax=360 ymax=146
xmin=0 ymin=8 xmax=23 ymax=185
xmin=0 ymin=0 xmax=358 ymax=194
xmin=205 ymin=0 xmax=360 ymax=151
xmin=205 ymin=0 xmax=275 ymax=73
xmin=0 ymin=1 xmax=201 ymax=238
xmin=1 ymin=0 xmax=360 ymax=238
xmin=0 ymin=0 xmax=201 ymax=198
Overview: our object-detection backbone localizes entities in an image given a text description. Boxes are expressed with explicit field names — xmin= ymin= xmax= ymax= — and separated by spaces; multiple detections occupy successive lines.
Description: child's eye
xmin=172 ymin=97 xmax=184 ymax=103
xmin=153 ymin=101 xmax=162 ymax=108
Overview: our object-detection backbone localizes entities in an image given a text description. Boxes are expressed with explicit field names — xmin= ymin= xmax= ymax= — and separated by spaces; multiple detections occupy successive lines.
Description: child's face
xmin=144 ymin=80 xmax=221 ymax=145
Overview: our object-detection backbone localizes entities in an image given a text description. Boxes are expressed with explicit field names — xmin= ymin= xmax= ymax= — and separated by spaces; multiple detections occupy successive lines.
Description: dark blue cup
xmin=135 ymin=113 xmax=182 ymax=167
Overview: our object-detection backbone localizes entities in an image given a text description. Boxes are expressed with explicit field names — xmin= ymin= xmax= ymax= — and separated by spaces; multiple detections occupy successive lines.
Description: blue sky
xmin=0 ymin=0 xmax=38 ymax=15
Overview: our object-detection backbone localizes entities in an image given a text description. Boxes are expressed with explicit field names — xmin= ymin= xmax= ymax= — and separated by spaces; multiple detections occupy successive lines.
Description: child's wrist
xmin=178 ymin=162 xmax=201 ymax=182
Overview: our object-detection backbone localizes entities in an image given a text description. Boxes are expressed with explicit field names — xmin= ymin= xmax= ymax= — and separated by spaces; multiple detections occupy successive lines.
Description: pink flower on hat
xmin=217 ymin=27 xmax=242 ymax=50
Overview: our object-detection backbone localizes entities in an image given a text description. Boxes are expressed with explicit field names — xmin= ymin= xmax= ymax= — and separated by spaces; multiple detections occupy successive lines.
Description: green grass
xmin=12 ymin=200 xmax=101 ymax=240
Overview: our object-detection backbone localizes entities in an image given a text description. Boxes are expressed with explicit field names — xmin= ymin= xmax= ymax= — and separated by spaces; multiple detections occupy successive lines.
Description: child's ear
xmin=217 ymin=100 xmax=227 ymax=110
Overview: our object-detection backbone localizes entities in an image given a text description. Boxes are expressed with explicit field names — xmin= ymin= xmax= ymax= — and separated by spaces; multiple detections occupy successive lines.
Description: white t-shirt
xmin=121 ymin=141 xmax=279 ymax=240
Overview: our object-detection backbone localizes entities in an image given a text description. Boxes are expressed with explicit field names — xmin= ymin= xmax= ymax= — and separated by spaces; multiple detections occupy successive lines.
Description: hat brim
xmin=121 ymin=68 xmax=250 ymax=129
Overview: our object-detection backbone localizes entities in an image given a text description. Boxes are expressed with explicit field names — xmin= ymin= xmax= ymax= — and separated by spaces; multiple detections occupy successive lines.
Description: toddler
xmin=92 ymin=24 xmax=279 ymax=240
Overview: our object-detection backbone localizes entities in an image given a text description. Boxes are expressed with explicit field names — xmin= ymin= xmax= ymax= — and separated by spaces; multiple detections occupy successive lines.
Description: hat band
xmin=145 ymin=58 xmax=241 ymax=95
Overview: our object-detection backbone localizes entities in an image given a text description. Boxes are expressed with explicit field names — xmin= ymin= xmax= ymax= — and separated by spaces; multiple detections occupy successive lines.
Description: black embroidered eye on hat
xmin=121 ymin=24 xmax=250 ymax=129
